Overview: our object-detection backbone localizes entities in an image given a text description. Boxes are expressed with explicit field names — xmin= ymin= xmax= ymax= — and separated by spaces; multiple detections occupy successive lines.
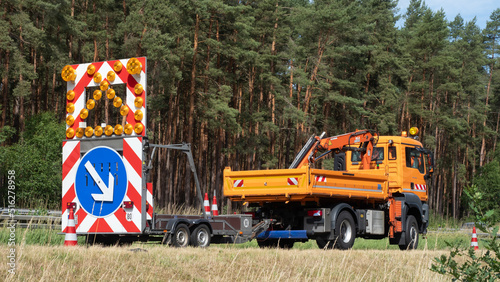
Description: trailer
xmin=61 ymin=58 xmax=269 ymax=247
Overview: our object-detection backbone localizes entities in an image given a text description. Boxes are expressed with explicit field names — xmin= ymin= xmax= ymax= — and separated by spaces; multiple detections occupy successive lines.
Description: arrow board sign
xmin=75 ymin=146 xmax=128 ymax=217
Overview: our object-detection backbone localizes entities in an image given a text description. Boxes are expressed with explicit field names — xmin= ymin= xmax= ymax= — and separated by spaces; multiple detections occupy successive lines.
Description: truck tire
xmin=278 ymin=239 xmax=295 ymax=249
xmin=257 ymin=239 xmax=278 ymax=248
xmin=399 ymin=215 xmax=419 ymax=250
xmin=190 ymin=224 xmax=211 ymax=248
xmin=172 ymin=224 xmax=190 ymax=247
xmin=316 ymin=236 xmax=334 ymax=249
xmin=333 ymin=211 xmax=356 ymax=250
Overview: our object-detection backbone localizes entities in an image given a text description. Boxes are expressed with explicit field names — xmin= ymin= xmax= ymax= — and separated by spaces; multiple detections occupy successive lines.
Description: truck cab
xmin=346 ymin=135 xmax=432 ymax=202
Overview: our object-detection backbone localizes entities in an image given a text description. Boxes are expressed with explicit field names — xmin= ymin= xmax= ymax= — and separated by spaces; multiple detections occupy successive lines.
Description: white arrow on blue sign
xmin=75 ymin=146 xmax=128 ymax=217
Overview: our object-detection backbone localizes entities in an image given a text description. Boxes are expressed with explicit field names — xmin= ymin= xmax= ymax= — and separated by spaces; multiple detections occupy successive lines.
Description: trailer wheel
xmin=191 ymin=225 xmax=211 ymax=248
xmin=399 ymin=215 xmax=419 ymax=250
xmin=333 ymin=211 xmax=356 ymax=250
xmin=172 ymin=224 xmax=191 ymax=247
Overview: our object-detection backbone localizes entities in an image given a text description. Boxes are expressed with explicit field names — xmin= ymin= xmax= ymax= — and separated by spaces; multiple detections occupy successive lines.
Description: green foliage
xmin=0 ymin=112 xmax=64 ymax=208
xmin=431 ymin=173 xmax=500 ymax=281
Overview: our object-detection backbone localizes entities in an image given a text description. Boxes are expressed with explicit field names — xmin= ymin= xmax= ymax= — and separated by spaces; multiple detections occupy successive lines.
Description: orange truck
xmin=223 ymin=129 xmax=433 ymax=250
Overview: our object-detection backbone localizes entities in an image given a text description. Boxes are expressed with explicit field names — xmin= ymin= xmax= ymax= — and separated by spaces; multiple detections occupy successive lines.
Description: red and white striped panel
xmin=65 ymin=58 xmax=147 ymax=138
xmin=414 ymin=184 xmax=427 ymax=190
xmin=146 ymin=182 xmax=154 ymax=220
xmin=61 ymin=140 xmax=80 ymax=233
xmin=233 ymin=180 xmax=244 ymax=187
xmin=61 ymin=137 xmax=145 ymax=234
xmin=315 ymin=175 xmax=327 ymax=183
xmin=287 ymin=177 xmax=299 ymax=185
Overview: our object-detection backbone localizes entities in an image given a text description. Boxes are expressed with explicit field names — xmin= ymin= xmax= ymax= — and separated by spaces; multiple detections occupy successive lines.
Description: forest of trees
xmin=0 ymin=0 xmax=499 ymax=219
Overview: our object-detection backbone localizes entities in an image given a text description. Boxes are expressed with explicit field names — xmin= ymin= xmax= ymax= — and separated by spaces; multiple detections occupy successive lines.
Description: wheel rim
xmin=197 ymin=229 xmax=209 ymax=246
xmin=340 ymin=219 xmax=352 ymax=243
xmin=176 ymin=229 xmax=188 ymax=246
xmin=409 ymin=224 xmax=417 ymax=247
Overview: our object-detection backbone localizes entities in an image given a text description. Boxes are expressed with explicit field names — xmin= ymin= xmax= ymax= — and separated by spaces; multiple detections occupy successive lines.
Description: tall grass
xmin=1 ymin=245 xmax=453 ymax=281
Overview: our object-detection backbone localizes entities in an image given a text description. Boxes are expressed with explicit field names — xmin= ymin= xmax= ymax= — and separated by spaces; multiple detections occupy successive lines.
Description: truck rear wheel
xmin=399 ymin=215 xmax=419 ymax=250
xmin=190 ymin=224 xmax=211 ymax=247
xmin=316 ymin=211 xmax=356 ymax=250
xmin=172 ymin=224 xmax=190 ymax=247
xmin=333 ymin=211 xmax=356 ymax=250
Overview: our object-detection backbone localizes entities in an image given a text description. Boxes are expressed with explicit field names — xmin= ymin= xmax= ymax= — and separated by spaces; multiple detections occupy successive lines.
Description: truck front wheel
xmin=172 ymin=224 xmax=190 ymax=247
xmin=399 ymin=215 xmax=419 ymax=250
xmin=333 ymin=211 xmax=356 ymax=250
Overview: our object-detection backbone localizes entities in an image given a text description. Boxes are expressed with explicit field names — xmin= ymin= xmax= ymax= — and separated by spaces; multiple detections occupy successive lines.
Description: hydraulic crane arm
xmin=289 ymin=130 xmax=377 ymax=170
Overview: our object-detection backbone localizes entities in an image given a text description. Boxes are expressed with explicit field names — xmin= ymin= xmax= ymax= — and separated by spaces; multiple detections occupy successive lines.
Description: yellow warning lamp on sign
xmin=93 ymin=72 xmax=102 ymax=83
xmin=120 ymin=105 xmax=129 ymax=116
xmin=104 ymin=125 xmax=114 ymax=136
xmin=87 ymin=64 xmax=96 ymax=75
xmin=114 ymin=61 xmax=123 ymax=72
xmin=134 ymin=84 xmax=144 ymax=95
xmin=93 ymin=90 xmax=102 ymax=101
xmin=66 ymin=128 xmax=75 ymax=138
xmin=66 ymin=115 xmax=75 ymax=126
xmin=114 ymin=124 xmax=123 ymax=135
xmin=100 ymin=80 xmax=109 ymax=91
xmin=107 ymin=71 xmax=116 ymax=82
xmin=85 ymin=126 xmax=94 ymax=137
xmin=75 ymin=128 xmax=84 ymax=138
xmin=94 ymin=126 xmax=103 ymax=137
xmin=134 ymin=123 xmax=144 ymax=134
xmin=61 ymin=65 xmax=76 ymax=82
xmin=134 ymin=97 xmax=143 ymax=108
xmin=86 ymin=99 xmax=95 ymax=110
xmin=127 ymin=58 xmax=142 ymax=75
xmin=113 ymin=97 xmax=122 ymax=108
xmin=80 ymin=109 xmax=88 ymax=120
xmin=124 ymin=124 xmax=133 ymax=135
xmin=134 ymin=110 xmax=143 ymax=121
xmin=106 ymin=88 xmax=116 ymax=99
xmin=66 ymin=103 xmax=75 ymax=114
xmin=66 ymin=90 xmax=75 ymax=101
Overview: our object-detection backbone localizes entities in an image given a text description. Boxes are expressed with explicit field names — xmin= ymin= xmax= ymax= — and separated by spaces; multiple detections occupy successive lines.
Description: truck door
xmin=402 ymin=146 xmax=427 ymax=198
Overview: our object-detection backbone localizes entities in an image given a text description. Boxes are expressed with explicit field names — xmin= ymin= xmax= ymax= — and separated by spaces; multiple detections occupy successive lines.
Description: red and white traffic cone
xmin=204 ymin=193 xmax=211 ymax=217
xmin=470 ymin=226 xmax=479 ymax=250
xmin=211 ymin=191 xmax=219 ymax=216
xmin=64 ymin=207 xmax=78 ymax=246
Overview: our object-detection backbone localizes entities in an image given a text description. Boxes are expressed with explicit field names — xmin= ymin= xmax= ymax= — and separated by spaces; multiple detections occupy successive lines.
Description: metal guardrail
xmin=0 ymin=208 xmax=61 ymax=229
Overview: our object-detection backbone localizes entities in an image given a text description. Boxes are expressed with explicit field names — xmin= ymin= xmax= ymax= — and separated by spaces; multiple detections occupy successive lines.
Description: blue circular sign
xmin=75 ymin=146 xmax=128 ymax=217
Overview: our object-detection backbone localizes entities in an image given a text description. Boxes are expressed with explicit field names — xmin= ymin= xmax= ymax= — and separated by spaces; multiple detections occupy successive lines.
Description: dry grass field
xmin=1 ymin=244 xmax=452 ymax=281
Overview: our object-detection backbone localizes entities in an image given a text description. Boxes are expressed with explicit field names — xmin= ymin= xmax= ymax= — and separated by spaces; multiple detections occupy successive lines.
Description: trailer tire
xmin=399 ymin=215 xmax=419 ymax=250
xmin=172 ymin=224 xmax=190 ymax=247
xmin=190 ymin=225 xmax=211 ymax=248
xmin=333 ymin=211 xmax=356 ymax=250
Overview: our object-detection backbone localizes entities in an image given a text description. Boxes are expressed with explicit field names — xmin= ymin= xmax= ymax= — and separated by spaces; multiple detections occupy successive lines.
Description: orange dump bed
xmin=223 ymin=165 xmax=389 ymax=203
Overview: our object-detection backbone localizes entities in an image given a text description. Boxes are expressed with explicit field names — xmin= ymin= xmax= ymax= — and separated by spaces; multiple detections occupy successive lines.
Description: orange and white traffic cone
xmin=204 ymin=193 xmax=211 ymax=217
xmin=470 ymin=226 xmax=479 ymax=250
xmin=211 ymin=191 xmax=219 ymax=216
xmin=64 ymin=207 xmax=78 ymax=246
